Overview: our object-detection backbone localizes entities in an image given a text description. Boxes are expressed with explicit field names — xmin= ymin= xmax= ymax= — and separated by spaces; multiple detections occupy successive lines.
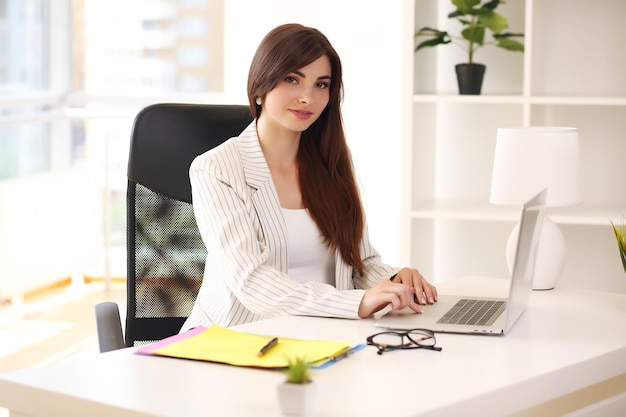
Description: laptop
xmin=376 ymin=188 xmax=546 ymax=335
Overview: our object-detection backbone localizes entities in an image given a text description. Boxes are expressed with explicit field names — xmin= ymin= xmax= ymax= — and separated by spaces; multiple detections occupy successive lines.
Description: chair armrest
xmin=94 ymin=301 xmax=125 ymax=352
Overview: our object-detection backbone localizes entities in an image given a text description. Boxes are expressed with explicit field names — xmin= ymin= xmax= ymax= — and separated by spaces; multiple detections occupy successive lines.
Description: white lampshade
xmin=490 ymin=127 xmax=582 ymax=207
xmin=490 ymin=127 xmax=583 ymax=290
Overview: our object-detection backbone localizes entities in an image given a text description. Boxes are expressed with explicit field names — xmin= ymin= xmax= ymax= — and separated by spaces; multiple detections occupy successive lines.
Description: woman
xmin=181 ymin=23 xmax=436 ymax=330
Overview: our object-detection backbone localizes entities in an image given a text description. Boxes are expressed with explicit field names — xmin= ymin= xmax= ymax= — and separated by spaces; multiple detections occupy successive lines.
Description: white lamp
xmin=490 ymin=127 xmax=582 ymax=290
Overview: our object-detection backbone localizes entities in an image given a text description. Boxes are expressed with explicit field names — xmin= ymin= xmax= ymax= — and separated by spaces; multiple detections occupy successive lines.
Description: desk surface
xmin=1 ymin=277 xmax=625 ymax=417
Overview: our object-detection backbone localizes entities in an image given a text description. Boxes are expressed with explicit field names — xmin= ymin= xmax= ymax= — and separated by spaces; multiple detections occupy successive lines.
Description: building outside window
xmin=0 ymin=0 xmax=225 ymax=304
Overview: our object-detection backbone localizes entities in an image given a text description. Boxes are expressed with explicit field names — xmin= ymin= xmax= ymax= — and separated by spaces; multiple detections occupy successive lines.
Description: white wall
xmin=223 ymin=0 xmax=410 ymax=267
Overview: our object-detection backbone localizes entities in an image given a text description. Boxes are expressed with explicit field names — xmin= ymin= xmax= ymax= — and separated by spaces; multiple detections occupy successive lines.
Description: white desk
xmin=1 ymin=277 xmax=625 ymax=417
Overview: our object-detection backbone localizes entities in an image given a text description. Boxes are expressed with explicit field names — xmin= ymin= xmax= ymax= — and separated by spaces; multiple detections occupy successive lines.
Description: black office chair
xmin=95 ymin=103 xmax=252 ymax=352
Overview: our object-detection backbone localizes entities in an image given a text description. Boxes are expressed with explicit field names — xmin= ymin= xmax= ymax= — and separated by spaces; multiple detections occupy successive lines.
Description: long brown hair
xmin=247 ymin=24 xmax=365 ymax=275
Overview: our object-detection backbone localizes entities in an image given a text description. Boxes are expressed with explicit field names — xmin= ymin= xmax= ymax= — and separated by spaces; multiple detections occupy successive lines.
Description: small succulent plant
xmin=611 ymin=214 xmax=626 ymax=273
xmin=284 ymin=357 xmax=312 ymax=384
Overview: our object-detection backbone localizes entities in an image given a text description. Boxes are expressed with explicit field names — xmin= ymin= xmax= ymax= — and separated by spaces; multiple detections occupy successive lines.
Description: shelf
xmin=413 ymin=94 xmax=626 ymax=107
xmin=529 ymin=96 xmax=626 ymax=106
xmin=413 ymin=95 xmax=525 ymax=104
xmin=411 ymin=200 xmax=623 ymax=226
xmin=407 ymin=0 xmax=626 ymax=293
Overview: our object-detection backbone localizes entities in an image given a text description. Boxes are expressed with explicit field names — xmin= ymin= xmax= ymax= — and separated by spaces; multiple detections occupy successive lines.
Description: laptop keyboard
xmin=437 ymin=299 xmax=506 ymax=327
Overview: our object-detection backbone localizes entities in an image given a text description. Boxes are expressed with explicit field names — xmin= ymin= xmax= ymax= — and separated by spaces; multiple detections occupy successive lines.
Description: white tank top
xmin=281 ymin=208 xmax=335 ymax=285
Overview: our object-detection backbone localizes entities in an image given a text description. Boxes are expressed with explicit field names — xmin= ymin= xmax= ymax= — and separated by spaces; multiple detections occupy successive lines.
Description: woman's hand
xmin=358 ymin=267 xmax=437 ymax=318
xmin=391 ymin=267 xmax=438 ymax=305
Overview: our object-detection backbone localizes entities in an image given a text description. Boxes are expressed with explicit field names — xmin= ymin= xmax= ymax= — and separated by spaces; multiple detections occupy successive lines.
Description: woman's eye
xmin=317 ymin=82 xmax=329 ymax=89
xmin=285 ymin=76 xmax=298 ymax=84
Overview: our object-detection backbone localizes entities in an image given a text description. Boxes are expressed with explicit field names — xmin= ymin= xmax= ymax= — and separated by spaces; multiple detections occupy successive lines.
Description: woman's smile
xmin=290 ymin=109 xmax=313 ymax=119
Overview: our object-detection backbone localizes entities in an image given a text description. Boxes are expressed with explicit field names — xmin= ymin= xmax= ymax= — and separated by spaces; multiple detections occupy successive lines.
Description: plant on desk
xmin=277 ymin=357 xmax=315 ymax=416
xmin=611 ymin=213 xmax=626 ymax=274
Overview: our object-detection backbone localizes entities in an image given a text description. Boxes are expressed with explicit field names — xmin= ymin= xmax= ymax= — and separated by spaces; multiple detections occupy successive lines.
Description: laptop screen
xmin=504 ymin=189 xmax=546 ymax=332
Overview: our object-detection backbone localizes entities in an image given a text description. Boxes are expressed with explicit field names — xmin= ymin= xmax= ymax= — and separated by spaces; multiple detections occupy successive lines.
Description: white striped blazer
xmin=181 ymin=121 xmax=399 ymax=330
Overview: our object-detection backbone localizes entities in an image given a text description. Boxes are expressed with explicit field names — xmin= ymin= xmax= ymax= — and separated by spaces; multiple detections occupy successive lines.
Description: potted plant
xmin=276 ymin=356 xmax=315 ymax=416
xmin=414 ymin=0 xmax=524 ymax=94
xmin=611 ymin=214 xmax=626 ymax=274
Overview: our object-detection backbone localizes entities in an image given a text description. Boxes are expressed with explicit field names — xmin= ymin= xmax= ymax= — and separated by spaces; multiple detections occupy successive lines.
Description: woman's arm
xmin=190 ymin=146 xmax=365 ymax=321
xmin=352 ymin=223 xmax=437 ymax=317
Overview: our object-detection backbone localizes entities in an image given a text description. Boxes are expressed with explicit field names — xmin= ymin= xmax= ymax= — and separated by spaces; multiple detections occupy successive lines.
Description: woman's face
xmin=260 ymin=54 xmax=331 ymax=135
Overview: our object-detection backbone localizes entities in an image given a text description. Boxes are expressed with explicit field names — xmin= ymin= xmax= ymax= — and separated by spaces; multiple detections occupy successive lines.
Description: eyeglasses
xmin=366 ymin=329 xmax=442 ymax=355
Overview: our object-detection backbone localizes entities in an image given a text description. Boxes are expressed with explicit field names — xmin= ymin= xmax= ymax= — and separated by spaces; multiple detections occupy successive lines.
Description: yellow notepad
xmin=136 ymin=325 xmax=353 ymax=369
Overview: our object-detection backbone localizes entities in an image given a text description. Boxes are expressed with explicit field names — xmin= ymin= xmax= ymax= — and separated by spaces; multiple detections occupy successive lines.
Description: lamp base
xmin=506 ymin=215 xmax=566 ymax=290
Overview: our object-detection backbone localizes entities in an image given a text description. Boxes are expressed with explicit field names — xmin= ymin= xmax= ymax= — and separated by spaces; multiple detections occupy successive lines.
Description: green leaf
xmin=415 ymin=38 xmax=452 ymax=52
xmin=414 ymin=27 xmax=451 ymax=52
xmin=479 ymin=10 xmax=508 ymax=33
xmin=459 ymin=8 xmax=489 ymax=18
xmin=611 ymin=214 xmax=626 ymax=274
xmin=493 ymin=32 xmax=525 ymax=39
xmin=482 ymin=0 xmax=501 ymax=10
xmin=284 ymin=357 xmax=312 ymax=384
xmin=496 ymin=38 xmax=525 ymax=52
xmin=462 ymin=26 xmax=485 ymax=45
xmin=452 ymin=0 xmax=481 ymax=13
xmin=415 ymin=27 xmax=448 ymax=37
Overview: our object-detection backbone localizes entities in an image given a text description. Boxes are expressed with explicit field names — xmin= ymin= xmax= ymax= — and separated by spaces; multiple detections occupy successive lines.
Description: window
xmin=0 ymin=0 xmax=46 ymax=94
xmin=0 ymin=0 xmax=225 ymax=302
xmin=0 ymin=1 xmax=51 ymax=180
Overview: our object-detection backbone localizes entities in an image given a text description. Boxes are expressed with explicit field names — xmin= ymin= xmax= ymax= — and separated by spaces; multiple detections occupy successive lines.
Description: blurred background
xmin=1 ymin=0 xmax=410 ymax=306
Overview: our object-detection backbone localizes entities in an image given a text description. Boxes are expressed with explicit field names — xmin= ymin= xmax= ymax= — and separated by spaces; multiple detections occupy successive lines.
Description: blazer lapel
xmin=235 ymin=122 xmax=353 ymax=286
xmin=236 ymin=122 xmax=288 ymax=272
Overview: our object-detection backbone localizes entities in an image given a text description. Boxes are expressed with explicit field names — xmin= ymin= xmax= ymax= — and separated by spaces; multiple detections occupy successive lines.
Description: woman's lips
xmin=290 ymin=109 xmax=313 ymax=120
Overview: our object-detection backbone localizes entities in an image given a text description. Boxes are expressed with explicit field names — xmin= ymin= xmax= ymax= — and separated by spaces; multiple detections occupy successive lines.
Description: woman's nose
xmin=298 ymin=86 xmax=312 ymax=103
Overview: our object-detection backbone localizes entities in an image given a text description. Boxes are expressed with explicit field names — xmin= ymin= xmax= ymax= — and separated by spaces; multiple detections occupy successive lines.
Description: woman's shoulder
xmin=192 ymin=122 xmax=256 ymax=167
xmin=190 ymin=139 xmax=237 ymax=176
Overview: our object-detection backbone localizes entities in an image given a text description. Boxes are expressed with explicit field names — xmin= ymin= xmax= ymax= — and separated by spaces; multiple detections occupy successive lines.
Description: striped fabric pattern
xmin=181 ymin=121 xmax=399 ymax=329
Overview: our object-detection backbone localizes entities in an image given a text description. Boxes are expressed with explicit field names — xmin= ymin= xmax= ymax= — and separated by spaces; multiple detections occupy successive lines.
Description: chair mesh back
xmin=124 ymin=103 xmax=252 ymax=346
xmin=133 ymin=183 xmax=205 ymax=319
xmin=126 ymin=181 xmax=207 ymax=346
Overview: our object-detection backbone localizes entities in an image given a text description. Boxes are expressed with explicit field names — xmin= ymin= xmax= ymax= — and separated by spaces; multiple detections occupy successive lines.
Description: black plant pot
xmin=455 ymin=63 xmax=486 ymax=95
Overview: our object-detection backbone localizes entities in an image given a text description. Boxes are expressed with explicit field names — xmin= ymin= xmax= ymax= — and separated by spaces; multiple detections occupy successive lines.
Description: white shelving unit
xmin=405 ymin=0 xmax=626 ymax=293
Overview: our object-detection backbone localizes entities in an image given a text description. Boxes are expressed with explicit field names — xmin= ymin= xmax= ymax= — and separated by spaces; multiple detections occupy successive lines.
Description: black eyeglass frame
xmin=366 ymin=328 xmax=443 ymax=355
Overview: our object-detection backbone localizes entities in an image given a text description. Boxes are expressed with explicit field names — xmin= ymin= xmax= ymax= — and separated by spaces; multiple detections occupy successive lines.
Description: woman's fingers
xmin=390 ymin=285 xmax=422 ymax=313
xmin=395 ymin=267 xmax=438 ymax=305
xmin=359 ymin=269 xmax=437 ymax=318
xmin=359 ymin=279 xmax=422 ymax=318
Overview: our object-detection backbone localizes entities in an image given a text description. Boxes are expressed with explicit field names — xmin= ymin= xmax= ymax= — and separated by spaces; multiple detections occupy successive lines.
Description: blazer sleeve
xmin=189 ymin=141 xmax=366 ymax=325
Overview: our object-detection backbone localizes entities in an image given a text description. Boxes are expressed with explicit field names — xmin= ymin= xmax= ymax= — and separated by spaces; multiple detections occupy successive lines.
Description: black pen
xmin=257 ymin=337 xmax=279 ymax=357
